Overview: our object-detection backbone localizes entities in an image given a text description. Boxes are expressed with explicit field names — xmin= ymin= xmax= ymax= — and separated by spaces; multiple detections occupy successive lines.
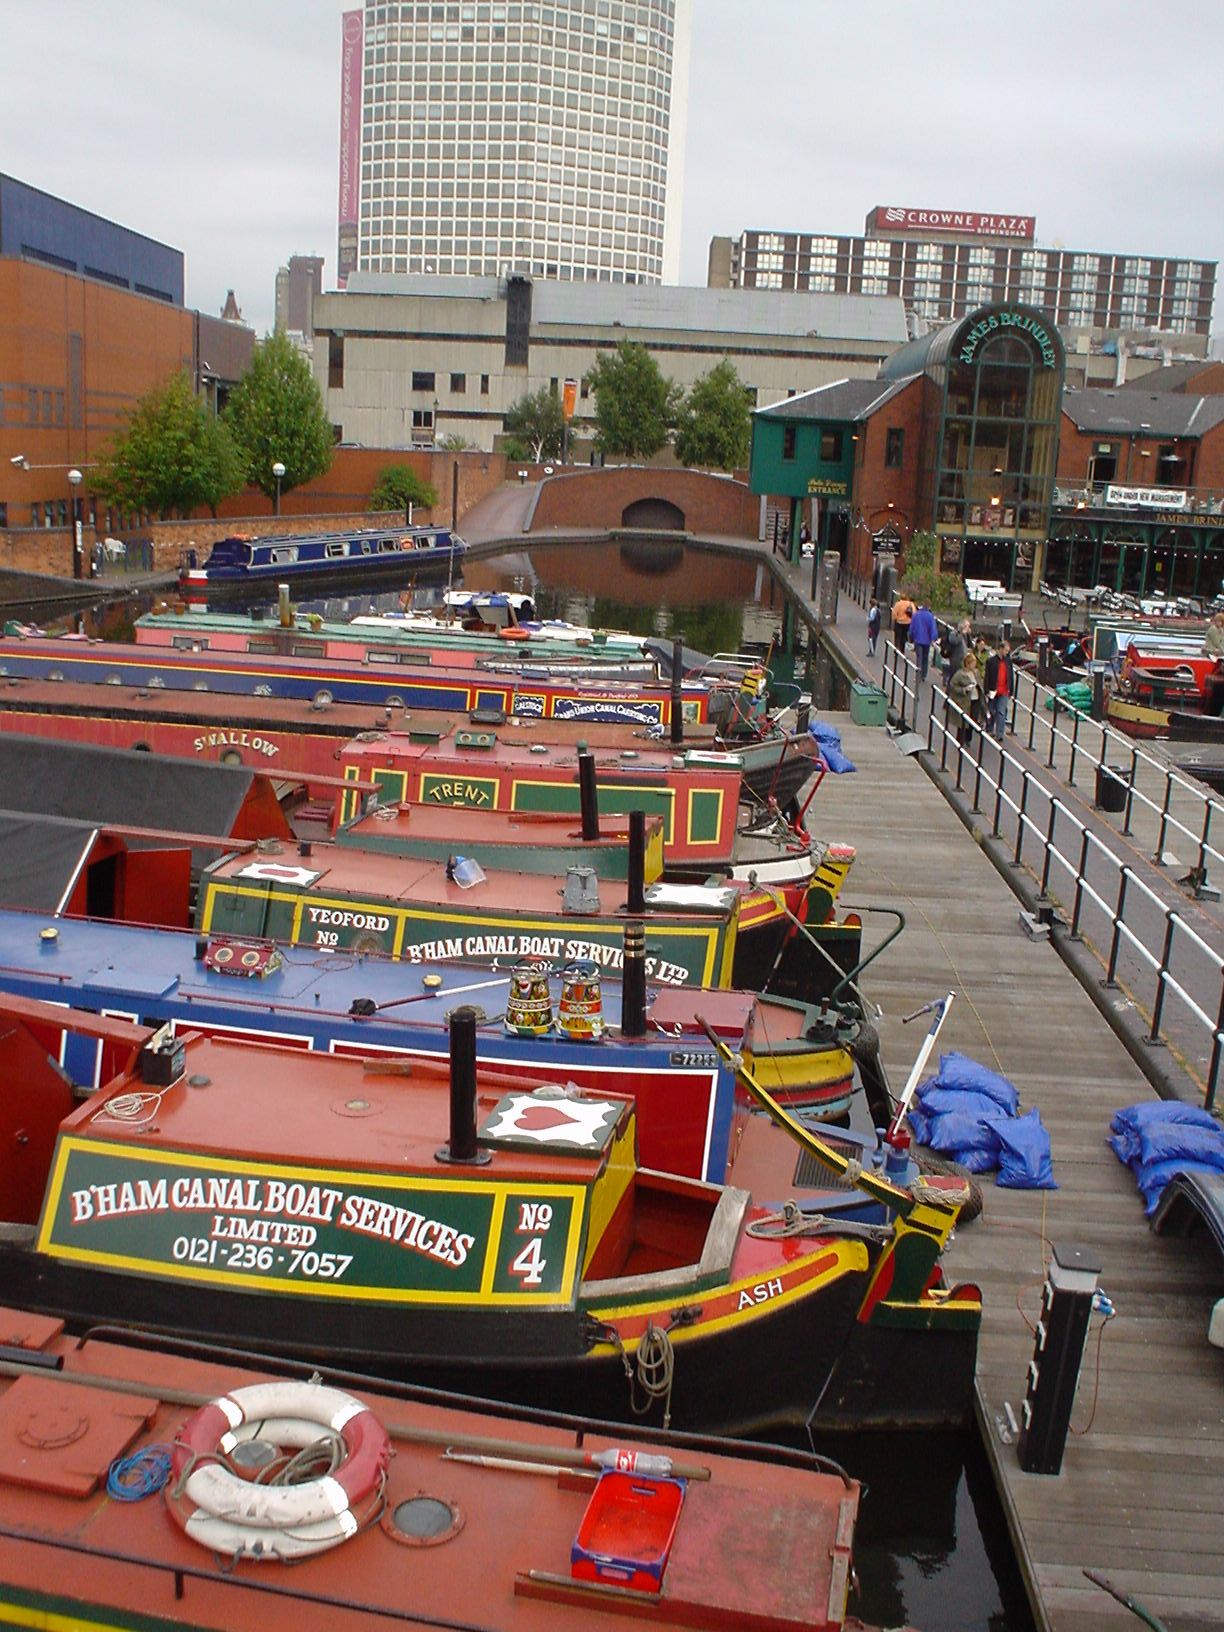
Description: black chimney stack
xmin=578 ymin=750 xmax=600 ymax=841
xmin=621 ymin=921 xmax=647 ymax=1038
xmin=627 ymin=809 xmax=646 ymax=915
xmin=437 ymin=1006 xmax=490 ymax=1165
xmin=669 ymin=636 xmax=684 ymax=745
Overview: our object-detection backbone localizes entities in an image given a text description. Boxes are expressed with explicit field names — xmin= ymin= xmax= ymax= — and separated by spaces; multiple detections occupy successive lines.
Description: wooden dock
xmin=811 ymin=712 xmax=1224 ymax=1632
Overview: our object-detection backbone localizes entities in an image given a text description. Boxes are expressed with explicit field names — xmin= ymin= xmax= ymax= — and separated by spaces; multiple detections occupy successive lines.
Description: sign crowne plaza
xmin=867 ymin=206 xmax=1036 ymax=240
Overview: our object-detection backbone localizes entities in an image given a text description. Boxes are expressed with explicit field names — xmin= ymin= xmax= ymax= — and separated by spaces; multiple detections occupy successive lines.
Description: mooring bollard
xmin=1016 ymin=1241 xmax=1102 ymax=1475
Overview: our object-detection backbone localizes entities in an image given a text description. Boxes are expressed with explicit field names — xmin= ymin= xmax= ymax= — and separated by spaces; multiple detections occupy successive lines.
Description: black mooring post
xmin=438 ymin=1005 xmax=490 ymax=1165
xmin=578 ymin=750 xmax=600 ymax=840
xmin=622 ymin=920 xmax=647 ymax=1038
xmin=1017 ymin=1241 xmax=1101 ymax=1475
xmin=670 ymin=636 xmax=684 ymax=745
xmin=1091 ymin=670 xmax=1106 ymax=722
xmin=627 ymin=809 xmax=646 ymax=915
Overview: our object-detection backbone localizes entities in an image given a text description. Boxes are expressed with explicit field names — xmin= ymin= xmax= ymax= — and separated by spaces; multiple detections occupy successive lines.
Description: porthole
xmin=382 ymin=1495 xmax=464 ymax=1547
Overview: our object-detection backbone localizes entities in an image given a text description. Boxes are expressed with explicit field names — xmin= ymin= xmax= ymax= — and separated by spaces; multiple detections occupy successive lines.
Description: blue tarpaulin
xmin=907 ymin=1054 xmax=1054 ymax=1188
xmin=808 ymin=720 xmax=857 ymax=775
xmin=1109 ymin=1101 xmax=1224 ymax=1214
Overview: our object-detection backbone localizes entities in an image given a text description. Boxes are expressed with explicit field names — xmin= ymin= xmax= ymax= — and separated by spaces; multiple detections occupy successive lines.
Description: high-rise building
xmin=336 ymin=1 xmax=691 ymax=288
xmin=274 ymin=255 xmax=324 ymax=335
xmin=710 ymin=207 xmax=1216 ymax=352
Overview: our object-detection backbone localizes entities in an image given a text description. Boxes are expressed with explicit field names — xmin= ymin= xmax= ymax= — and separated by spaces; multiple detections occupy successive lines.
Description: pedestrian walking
xmin=891 ymin=595 xmax=916 ymax=655
xmin=867 ymin=599 xmax=881 ymax=657
xmin=948 ymin=653 xmax=983 ymax=745
xmin=1203 ymin=612 xmax=1224 ymax=657
xmin=939 ymin=616 xmax=971 ymax=678
xmin=983 ymin=638 xmax=1016 ymax=741
xmin=909 ymin=601 xmax=938 ymax=680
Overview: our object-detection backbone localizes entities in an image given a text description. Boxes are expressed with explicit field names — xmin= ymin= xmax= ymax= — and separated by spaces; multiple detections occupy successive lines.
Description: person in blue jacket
xmin=909 ymin=601 xmax=939 ymax=680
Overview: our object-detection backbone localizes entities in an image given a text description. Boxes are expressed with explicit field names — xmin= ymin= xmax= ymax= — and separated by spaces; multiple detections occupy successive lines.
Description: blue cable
xmin=107 ymin=1444 xmax=174 ymax=1501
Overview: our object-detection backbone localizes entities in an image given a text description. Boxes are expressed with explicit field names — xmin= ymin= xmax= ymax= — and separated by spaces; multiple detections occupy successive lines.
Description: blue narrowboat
xmin=180 ymin=525 xmax=466 ymax=592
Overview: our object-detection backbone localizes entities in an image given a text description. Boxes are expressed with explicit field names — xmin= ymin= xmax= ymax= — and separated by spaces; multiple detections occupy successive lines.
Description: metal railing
xmin=881 ymin=639 xmax=1224 ymax=1110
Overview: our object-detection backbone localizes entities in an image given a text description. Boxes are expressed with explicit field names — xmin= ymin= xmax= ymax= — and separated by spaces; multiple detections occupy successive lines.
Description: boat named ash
xmin=179 ymin=523 xmax=466 ymax=592
xmin=4 ymin=992 xmax=979 ymax=1435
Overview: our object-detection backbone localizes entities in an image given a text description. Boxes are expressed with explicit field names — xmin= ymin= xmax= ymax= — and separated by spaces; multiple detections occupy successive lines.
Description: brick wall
xmin=844 ymin=378 xmax=925 ymax=577
xmin=527 ymin=467 xmax=757 ymax=537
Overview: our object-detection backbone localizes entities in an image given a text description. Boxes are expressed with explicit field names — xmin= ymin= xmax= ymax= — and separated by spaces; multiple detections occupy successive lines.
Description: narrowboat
xmin=0 ymin=633 xmax=717 ymax=726
xmin=195 ymin=834 xmax=863 ymax=1002
xmin=0 ymin=907 xmax=869 ymax=1178
xmin=0 ymin=1314 xmax=905 ymax=1632
xmin=0 ymin=665 xmax=822 ymax=809
xmin=1105 ymin=643 xmax=1224 ymax=738
xmin=2 ymin=993 xmax=979 ymax=1432
xmin=178 ymin=524 xmax=466 ymax=592
xmin=140 ymin=598 xmax=655 ymax=669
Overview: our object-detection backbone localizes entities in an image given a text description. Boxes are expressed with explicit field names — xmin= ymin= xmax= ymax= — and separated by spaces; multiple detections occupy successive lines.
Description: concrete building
xmin=275 ymin=255 xmax=324 ymax=338
xmin=337 ymin=0 xmax=691 ymax=288
xmin=312 ymin=272 xmax=908 ymax=450
xmin=711 ymin=207 xmax=1216 ymax=383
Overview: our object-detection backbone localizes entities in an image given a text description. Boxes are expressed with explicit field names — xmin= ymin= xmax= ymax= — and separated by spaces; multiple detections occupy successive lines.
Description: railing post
xmin=1041 ymin=797 xmax=1059 ymax=896
xmin=940 ymin=706 xmax=950 ymax=772
xmin=1104 ymin=868 xmax=1130 ymax=987
xmin=1014 ymin=770 xmax=1031 ymax=867
xmin=972 ymin=748 xmax=983 ymax=814
xmin=1068 ymin=710 xmax=1081 ymax=787
xmin=1147 ymin=907 xmax=1178 ymax=1045
xmin=1154 ymin=769 xmax=1174 ymax=864
xmin=1069 ymin=827 xmax=1091 ymax=940
xmin=1027 ymin=690 xmax=1038 ymax=752
xmin=1046 ymin=706 xmax=1058 ymax=769
xmin=1207 ymin=982 xmax=1224 ymax=1114
xmin=1122 ymin=744 xmax=1139 ymax=836
xmin=992 ymin=774 xmax=1004 ymax=839
xmin=1195 ymin=801 xmax=1213 ymax=895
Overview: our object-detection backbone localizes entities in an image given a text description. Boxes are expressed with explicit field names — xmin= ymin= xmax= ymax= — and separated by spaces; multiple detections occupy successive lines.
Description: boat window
xmin=270 ymin=547 xmax=299 ymax=564
xmin=361 ymin=542 xmax=372 ymax=553
xmin=326 ymin=542 xmax=348 ymax=559
xmin=379 ymin=539 xmax=398 ymax=554
xmin=247 ymin=637 xmax=279 ymax=654
xmin=171 ymin=636 xmax=207 ymax=651
xmin=291 ymin=641 xmax=326 ymax=657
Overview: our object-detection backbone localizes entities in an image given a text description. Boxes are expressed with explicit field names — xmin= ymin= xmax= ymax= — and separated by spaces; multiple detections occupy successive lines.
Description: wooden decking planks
xmin=810 ymin=714 xmax=1224 ymax=1632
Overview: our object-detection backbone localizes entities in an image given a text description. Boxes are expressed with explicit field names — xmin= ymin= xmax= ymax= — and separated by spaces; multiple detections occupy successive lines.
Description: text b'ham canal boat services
xmin=1 ymin=994 xmax=979 ymax=1436
xmin=0 ymin=1312 xmax=906 ymax=1632
xmin=179 ymin=523 xmax=466 ymax=593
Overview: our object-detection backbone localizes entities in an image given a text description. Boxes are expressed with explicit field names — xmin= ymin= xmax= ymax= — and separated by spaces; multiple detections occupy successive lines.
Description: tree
xmin=368 ymin=464 xmax=438 ymax=515
xmin=585 ymin=341 xmax=680 ymax=459
xmin=436 ymin=433 xmax=474 ymax=452
xmin=91 ymin=369 xmax=244 ymax=519
xmin=673 ymin=359 xmax=751 ymax=471
xmin=897 ymin=530 xmax=970 ymax=616
xmin=223 ymin=330 xmax=333 ymax=502
xmin=502 ymin=387 xmax=564 ymax=462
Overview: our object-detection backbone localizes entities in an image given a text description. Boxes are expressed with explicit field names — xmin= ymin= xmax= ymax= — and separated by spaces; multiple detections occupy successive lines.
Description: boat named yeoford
xmin=0 ymin=1314 xmax=904 ymax=1632
xmin=0 ymin=991 xmax=979 ymax=1435
xmin=179 ymin=523 xmax=466 ymax=593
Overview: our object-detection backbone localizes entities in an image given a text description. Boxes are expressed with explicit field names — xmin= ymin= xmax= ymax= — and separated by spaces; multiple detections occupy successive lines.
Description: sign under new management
xmin=1105 ymin=485 xmax=1188 ymax=511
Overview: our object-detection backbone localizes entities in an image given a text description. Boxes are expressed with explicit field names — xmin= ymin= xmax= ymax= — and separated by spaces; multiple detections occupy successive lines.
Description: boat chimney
xmin=438 ymin=1006 xmax=491 ymax=1166
xmin=578 ymin=750 xmax=600 ymax=841
xmin=278 ymin=582 xmax=293 ymax=628
xmin=627 ymin=809 xmax=646 ymax=915
xmin=621 ymin=920 xmax=647 ymax=1037
xmin=669 ymin=637 xmax=684 ymax=745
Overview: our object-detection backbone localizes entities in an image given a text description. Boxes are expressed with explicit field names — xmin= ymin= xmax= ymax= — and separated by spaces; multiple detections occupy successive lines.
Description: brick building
xmin=0 ymin=178 xmax=252 ymax=568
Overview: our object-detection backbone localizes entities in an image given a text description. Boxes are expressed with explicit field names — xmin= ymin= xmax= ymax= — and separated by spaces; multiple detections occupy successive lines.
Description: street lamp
xmin=272 ymin=461 xmax=286 ymax=517
xmin=67 ymin=468 xmax=83 ymax=579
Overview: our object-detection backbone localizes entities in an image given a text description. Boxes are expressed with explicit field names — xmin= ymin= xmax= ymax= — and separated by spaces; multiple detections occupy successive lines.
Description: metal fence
xmin=881 ymin=637 xmax=1224 ymax=1110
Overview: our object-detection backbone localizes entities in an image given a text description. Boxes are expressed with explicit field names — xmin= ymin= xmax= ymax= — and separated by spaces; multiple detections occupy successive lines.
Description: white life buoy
xmin=167 ymin=1380 xmax=391 ymax=1560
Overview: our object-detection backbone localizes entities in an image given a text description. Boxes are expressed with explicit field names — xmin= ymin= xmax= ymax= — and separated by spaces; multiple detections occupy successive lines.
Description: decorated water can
xmin=504 ymin=958 xmax=554 ymax=1037
xmin=556 ymin=958 xmax=605 ymax=1042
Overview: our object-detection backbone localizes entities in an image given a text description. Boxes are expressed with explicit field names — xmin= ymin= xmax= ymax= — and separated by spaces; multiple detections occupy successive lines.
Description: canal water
xmin=35 ymin=539 xmax=1032 ymax=1632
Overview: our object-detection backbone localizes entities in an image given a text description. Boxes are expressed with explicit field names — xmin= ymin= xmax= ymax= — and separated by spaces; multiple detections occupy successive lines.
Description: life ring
xmin=498 ymin=625 xmax=530 ymax=640
xmin=167 ymin=1380 xmax=391 ymax=1560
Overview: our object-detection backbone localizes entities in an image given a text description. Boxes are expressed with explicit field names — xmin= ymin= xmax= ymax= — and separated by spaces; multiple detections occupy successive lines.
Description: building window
xmin=782 ymin=424 xmax=797 ymax=461
xmin=480 ymin=374 xmax=490 ymax=394
xmin=0 ymin=502 xmax=7 ymax=529
xmin=328 ymin=335 xmax=345 ymax=389
xmin=885 ymin=427 xmax=904 ymax=469
xmin=450 ymin=372 xmax=466 ymax=393
xmin=820 ymin=430 xmax=842 ymax=462
xmin=411 ymin=408 xmax=435 ymax=431
xmin=412 ymin=371 xmax=436 ymax=391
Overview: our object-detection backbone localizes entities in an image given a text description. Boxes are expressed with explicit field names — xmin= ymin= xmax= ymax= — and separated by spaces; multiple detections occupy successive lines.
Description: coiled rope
xmin=107 ymin=1444 xmax=174 ymax=1501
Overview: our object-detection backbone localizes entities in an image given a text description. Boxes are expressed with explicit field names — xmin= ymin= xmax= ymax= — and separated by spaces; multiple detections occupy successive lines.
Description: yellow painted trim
xmin=684 ymin=785 xmax=725 ymax=850
xmin=0 ymin=1603 xmax=139 ymax=1632
xmin=747 ymin=1045 xmax=853 ymax=1090
xmin=480 ymin=1188 xmax=509 ymax=1296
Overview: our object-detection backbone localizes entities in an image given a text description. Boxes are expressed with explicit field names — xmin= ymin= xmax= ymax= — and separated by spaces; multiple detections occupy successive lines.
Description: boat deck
xmin=811 ymin=708 xmax=1224 ymax=1632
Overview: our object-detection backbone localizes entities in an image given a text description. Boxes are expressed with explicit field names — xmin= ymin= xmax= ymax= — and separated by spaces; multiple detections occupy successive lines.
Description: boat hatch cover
xmin=644 ymin=883 xmax=738 ymax=913
xmin=0 ymin=1374 xmax=156 ymax=1497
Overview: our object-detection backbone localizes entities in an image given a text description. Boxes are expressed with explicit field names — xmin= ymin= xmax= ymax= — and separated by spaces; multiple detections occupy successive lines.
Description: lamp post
xmin=272 ymin=461 xmax=285 ymax=518
xmin=67 ymin=468 xmax=83 ymax=579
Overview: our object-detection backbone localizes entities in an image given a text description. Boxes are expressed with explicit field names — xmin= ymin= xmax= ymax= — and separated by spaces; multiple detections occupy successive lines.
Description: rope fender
xmin=168 ymin=1380 xmax=391 ymax=1561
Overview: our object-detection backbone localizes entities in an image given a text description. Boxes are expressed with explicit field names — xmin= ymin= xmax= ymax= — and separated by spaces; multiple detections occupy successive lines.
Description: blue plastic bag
xmin=808 ymin=720 xmax=857 ymax=775
xmin=933 ymin=1053 xmax=1020 ymax=1116
xmin=905 ymin=1103 xmax=934 ymax=1146
xmin=991 ymin=1109 xmax=1057 ymax=1189
xmin=925 ymin=1110 xmax=1003 ymax=1158
xmin=950 ymin=1146 xmax=1000 ymax=1175
xmin=1137 ymin=1122 xmax=1224 ymax=1172
xmin=1109 ymin=1103 xmax=1220 ymax=1169
xmin=1136 ymin=1158 xmax=1223 ymax=1216
xmin=920 ymin=1086 xmax=1011 ymax=1119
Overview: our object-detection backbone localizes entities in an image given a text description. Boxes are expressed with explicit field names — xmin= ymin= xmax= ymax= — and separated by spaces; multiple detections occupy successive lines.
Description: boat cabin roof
xmin=341 ymin=730 xmax=744 ymax=777
xmin=340 ymin=802 xmax=661 ymax=853
xmin=68 ymin=1028 xmax=626 ymax=1184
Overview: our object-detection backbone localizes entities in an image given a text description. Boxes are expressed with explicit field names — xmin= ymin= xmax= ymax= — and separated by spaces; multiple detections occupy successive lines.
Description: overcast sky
xmin=5 ymin=0 xmax=1222 ymax=337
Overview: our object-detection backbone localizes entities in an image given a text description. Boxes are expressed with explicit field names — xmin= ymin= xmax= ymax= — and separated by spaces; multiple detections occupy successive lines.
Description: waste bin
xmin=1095 ymin=764 xmax=1130 ymax=814
xmin=850 ymin=681 xmax=888 ymax=727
